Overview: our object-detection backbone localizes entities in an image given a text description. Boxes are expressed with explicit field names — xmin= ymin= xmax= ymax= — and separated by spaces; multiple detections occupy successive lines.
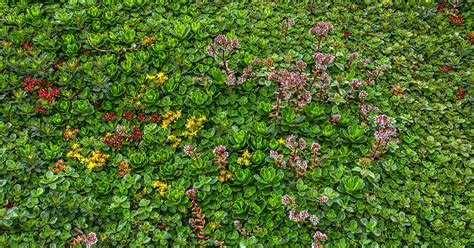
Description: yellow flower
xmin=71 ymin=143 xmax=81 ymax=151
xmin=152 ymin=180 xmax=170 ymax=197
xmin=182 ymin=115 xmax=207 ymax=139
xmin=277 ymin=138 xmax=285 ymax=145
xmin=161 ymin=110 xmax=182 ymax=130
xmin=146 ymin=74 xmax=156 ymax=80
xmin=210 ymin=221 xmax=220 ymax=229
xmin=237 ymin=149 xmax=252 ymax=166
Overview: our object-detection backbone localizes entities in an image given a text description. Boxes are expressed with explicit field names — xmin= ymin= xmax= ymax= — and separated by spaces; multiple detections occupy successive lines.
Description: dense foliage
xmin=0 ymin=1 xmax=473 ymax=247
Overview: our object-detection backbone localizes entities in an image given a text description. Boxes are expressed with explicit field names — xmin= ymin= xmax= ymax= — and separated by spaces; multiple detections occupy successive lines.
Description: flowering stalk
xmin=234 ymin=220 xmax=248 ymax=238
xmin=184 ymin=145 xmax=203 ymax=166
xmin=309 ymin=21 xmax=334 ymax=52
xmin=207 ymin=34 xmax=241 ymax=86
xmin=358 ymin=91 xmax=379 ymax=122
xmin=370 ymin=115 xmax=398 ymax=161
xmin=70 ymin=229 xmax=98 ymax=248
xmin=213 ymin=145 xmax=232 ymax=182
xmin=346 ymin=79 xmax=362 ymax=101
xmin=281 ymin=195 xmax=319 ymax=226
xmin=186 ymin=188 xmax=208 ymax=240
xmin=268 ymin=67 xmax=312 ymax=117
xmin=281 ymin=19 xmax=295 ymax=45
xmin=270 ymin=136 xmax=311 ymax=179
xmin=310 ymin=53 xmax=334 ymax=103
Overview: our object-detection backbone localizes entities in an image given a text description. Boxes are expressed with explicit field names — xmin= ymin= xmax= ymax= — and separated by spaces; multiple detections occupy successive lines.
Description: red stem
xmin=370 ymin=139 xmax=382 ymax=161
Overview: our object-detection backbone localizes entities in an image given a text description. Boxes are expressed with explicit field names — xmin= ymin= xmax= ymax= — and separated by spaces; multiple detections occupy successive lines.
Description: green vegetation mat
xmin=0 ymin=1 xmax=472 ymax=247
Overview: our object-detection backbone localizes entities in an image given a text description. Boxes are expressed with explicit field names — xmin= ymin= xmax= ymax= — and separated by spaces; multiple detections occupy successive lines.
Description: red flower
xmin=137 ymin=112 xmax=146 ymax=123
xmin=437 ymin=2 xmax=447 ymax=12
xmin=439 ymin=65 xmax=452 ymax=74
xmin=38 ymin=87 xmax=60 ymax=102
xmin=342 ymin=31 xmax=351 ymax=38
xmin=456 ymin=87 xmax=465 ymax=100
xmin=468 ymin=32 xmax=474 ymax=45
xmin=3 ymin=203 xmax=14 ymax=210
xmin=122 ymin=111 xmax=134 ymax=122
xmin=128 ymin=126 xmax=144 ymax=142
xmin=53 ymin=60 xmax=64 ymax=70
xmin=22 ymin=43 xmax=32 ymax=51
xmin=103 ymin=112 xmax=117 ymax=122
xmin=148 ymin=113 xmax=161 ymax=123
xmin=448 ymin=13 xmax=463 ymax=26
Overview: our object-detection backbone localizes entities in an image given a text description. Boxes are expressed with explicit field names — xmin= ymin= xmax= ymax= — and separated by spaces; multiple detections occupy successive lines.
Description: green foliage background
xmin=0 ymin=1 xmax=472 ymax=247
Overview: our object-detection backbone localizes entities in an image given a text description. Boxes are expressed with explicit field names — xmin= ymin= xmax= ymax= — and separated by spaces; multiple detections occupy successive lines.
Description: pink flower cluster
xmin=365 ymin=65 xmax=387 ymax=86
xmin=312 ymin=52 xmax=334 ymax=72
xmin=309 ymin=21 xmax=334 ymax=37
xmin=270 ymin=136 xmax=321 ymax=178
xmin=206 ymin=34 xmax=241 ymax=86
xmin=213 ymin=145 xmax=229 ymax=169
xmin=331 ymin=114 xmax=341 ymax=125
xmin=371 ymin=115 xmax=398 ymax=160
xmin=207 ymin=34 xmax=240 ymax=56
xmin=268 ymin=69 xmax=312 ymax=113
xmin=281 ymin=195 xmax=319 ymax=225
xmin=282 ymin=19 xmax=296 ymax=26
xmin=314 ymin=231 xmax=328 ymax=241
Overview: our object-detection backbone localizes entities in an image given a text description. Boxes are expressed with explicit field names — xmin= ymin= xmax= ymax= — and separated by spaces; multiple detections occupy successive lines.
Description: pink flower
xmin=184 ymin=145 xmax=194 ymax=156
xmin=281 ymin=194 xmax=293 ymax=206
xmin=286 ymin=135 xmax=296 ymax=149
xmin=358 ymin=90 xmax=368 ymax=100
xmin=269 ymin=150 xmax=281 ymax=160
xmin=85 ymin=232 xmax=98 ymax=247
xmin=309 ymin=215 xmax=319 ymax=225
xmin=298 ymin=138 xmax=306 ymax=150
xmin=331 ymin=114 xmax=341 ymax=125
xmin=309 ymin=21 xmax=334 ymax=37
xmin=314 ymin=231 xmax=328 ymax=241
xmin=311 ymin=143 xmax=321 ymax=154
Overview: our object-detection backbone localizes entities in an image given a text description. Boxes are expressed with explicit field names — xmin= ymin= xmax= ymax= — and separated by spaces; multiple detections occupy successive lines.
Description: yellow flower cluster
xmin=167 ymin=134 xmax=182 ymax=148
xmin=152 ymin=180 xmax=170 ymax=197
xmin=237 ymin=150 xmax=252 ymax=166
xmin=182 ymin=116 xmax=207 ymax=139
xmin=146 ymin=72 xmax=168 ymax=85
xmin=161 ymin=110 xmax=182 ymax=129
xmin=218 ymin=170 xmax=233 ymax=182
xmin=67 ymin=144 xmax=109 ymax=171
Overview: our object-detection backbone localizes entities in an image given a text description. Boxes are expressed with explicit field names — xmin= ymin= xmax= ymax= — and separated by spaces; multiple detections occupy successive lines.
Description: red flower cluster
xmin=23 ymin=76 xmax=44 ymax=93
xmin=103 ymin=112 xmax=117 ymax=122
xmin=468 ymin=32 xmax=474 ymax=45
xmin=448 ymin=13 xmax=463 ymax=26
xmin=455 ymin=87 xmax=465 ymax=100
xmin=103 ymin=125 xmax=144 ymax=150
xmin=122 ymin=111 xmax=134 ymax=121
xmin=23 ymin=76 xmax=60 ymax=102
xmin=437 ymin=2 xmax=447 ymax=12
xmin=53 ymin=60 xmax=64 ymax=70
xmin=38 ymin=87 xmax=61 ymax=103
xmin=439 ymin=65 xmax=453 ymax=74
xmin=22 ymin=43 xmax=32 ymax=52
xmin=342 ymin=31 xmax=351 ymax=38
xmin=128 ymin=126 xmax=143 ymax=142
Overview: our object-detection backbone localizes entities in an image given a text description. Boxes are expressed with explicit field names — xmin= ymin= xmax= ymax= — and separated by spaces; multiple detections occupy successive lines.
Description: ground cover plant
xmin=0 ymin=1 xmax=473 ymax=247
